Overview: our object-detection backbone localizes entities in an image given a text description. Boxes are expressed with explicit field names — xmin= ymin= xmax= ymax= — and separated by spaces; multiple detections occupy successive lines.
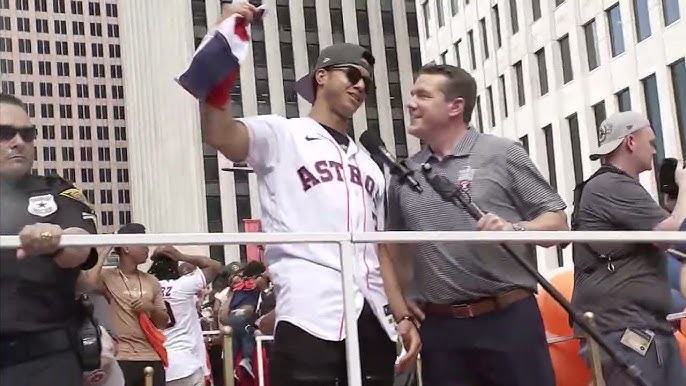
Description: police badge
xmin=27 ymin=194 xmax=58 ymax=217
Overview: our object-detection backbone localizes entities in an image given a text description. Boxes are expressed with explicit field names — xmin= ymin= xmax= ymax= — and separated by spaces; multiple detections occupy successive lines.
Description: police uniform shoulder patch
xmin=59 ymin=188 xmax=95 ymax=211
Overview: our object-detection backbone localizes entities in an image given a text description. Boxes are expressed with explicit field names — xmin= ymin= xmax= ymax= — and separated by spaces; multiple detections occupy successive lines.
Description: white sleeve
xmin=175 ymin=268 xmax=207 ymax=296
xmin=236 ymin=114 xmax=291 ymax=174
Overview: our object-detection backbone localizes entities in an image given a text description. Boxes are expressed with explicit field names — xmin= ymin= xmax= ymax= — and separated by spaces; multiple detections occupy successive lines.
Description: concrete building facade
xmin=0 ymin=0 xmax=132 ymax=233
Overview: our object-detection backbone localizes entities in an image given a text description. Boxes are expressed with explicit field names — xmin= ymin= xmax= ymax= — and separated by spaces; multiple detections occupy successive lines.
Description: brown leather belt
xmin=424 ymin=288 xmax=532 ymax=319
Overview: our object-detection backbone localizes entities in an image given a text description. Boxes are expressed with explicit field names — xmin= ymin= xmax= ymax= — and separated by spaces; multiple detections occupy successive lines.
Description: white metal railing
xmin=1 ymin=231 xmax=684 ymax=386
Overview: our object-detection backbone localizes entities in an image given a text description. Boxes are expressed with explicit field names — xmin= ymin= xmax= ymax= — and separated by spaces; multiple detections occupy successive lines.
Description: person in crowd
xmin=218 ymin=261 xmax=266 ymax=378
xmin=147 ymin=246 xmax=221 ymax=386
xmin=572 ymin=111 xmax=686 ymax=385
xmin=79 ymin=245 xmax=125 ymax=386
xmin=181 ymin=3 xmax=420 ymax=385
xmin=382 ymin=64 xmax=567 ymax=386
xmin=94 ymin=223 xmax=169 ymax=386
xmin=0 ymin=93 xmax=98 ymax=386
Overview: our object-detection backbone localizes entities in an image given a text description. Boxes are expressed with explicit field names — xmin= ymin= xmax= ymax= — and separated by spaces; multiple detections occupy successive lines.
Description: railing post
xmin=584 ymin=312 xmax=606 ymax=386
xmin=143 ymin=366 xmax=154 ymax=386
xmin=256 ymin=334 xmax=266 ymax=386
xmin=339 ymin=240 xmax=363 ymax=386
xmin=222 ymin=325 xmax=235 ymax=386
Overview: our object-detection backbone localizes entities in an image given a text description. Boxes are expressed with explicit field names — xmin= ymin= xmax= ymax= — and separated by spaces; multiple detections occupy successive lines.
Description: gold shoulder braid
xmin=59 ymin=188 xmax=95 ymax=211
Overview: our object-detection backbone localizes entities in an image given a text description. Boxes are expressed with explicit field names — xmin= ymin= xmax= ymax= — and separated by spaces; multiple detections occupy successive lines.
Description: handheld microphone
xmin=421 ymin=163 xmax=485 ymax=220
xmin=359 ymin=130 xmax=422 ymax=193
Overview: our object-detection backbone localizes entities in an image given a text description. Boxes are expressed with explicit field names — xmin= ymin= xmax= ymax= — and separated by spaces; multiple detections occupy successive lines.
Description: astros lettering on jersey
xmin=237 ymin=115 xmax=397 ymax=342
xmin=159 ymin=268 xmax=208 ymax=382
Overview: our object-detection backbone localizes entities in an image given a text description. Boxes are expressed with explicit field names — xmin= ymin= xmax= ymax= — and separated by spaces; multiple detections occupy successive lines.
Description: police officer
xmin=0 ymin=93 xmax=99 ymax=386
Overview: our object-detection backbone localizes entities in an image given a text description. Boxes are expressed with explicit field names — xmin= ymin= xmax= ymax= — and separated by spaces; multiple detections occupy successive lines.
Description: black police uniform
xmin=0 ymin=174 xmax=98 ymax=386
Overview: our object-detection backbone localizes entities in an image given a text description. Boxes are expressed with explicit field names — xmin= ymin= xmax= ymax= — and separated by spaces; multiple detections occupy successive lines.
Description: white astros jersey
xmin=237 ymin=115 xmax=396 ymax=342
xmin=159 ymin=268 xmax=208 ymax=382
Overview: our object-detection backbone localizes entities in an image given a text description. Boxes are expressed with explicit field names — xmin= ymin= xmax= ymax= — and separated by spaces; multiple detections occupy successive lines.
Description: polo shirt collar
xmin=416 ymin=126 xmax=480 ymax=163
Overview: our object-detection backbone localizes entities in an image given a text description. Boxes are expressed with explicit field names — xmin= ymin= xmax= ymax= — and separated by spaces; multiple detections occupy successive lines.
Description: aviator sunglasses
xmin=0 ymin=125 xmax=37 ymax=142
xmin=328 ymin=65 xmax=374 ymax=94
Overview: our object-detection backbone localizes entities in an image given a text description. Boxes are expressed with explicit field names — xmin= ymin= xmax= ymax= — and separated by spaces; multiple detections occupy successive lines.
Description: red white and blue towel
xmin=176 ymin=13 xmax=252 ymax=108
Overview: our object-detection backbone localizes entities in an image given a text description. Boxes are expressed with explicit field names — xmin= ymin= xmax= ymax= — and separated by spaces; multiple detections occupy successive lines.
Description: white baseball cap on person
xmin=589 ymin=111 xmax=652 ymax=161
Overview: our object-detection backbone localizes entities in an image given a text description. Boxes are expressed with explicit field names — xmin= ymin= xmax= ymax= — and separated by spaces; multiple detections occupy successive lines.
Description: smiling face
xmin=0 ymin=101 xmax=34 ymax=179
xmin=406 ymin=74 xmax=469 ymax=143
xmin=315 ymin=63 xmax=373 ymax=119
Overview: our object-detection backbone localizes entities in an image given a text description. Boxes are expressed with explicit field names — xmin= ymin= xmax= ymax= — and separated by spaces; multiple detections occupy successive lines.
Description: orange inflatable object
xmin=676 ymin=331 xmax=686 ymax=367
xmin=548 ymin=339 xmax=592 ymax=386
xmin=537 ymin=269 xmax=575 ymax=336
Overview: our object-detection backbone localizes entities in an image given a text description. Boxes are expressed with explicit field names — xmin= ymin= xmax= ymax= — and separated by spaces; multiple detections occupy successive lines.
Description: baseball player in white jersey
xmin=190 ymin=4 xmax=421 ymax=386
xmin=147 ymin=246 xmax=221 ymax=386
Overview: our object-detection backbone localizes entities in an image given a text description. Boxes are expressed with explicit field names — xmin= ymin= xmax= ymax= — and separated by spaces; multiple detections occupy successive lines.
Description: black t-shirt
xmin=571 ymin=170 xmax=671 ymax=334
xmin=319 ymin=123 xmax=350 ymax=149
xmin=0 ymin=174 xmax=98 ymax=336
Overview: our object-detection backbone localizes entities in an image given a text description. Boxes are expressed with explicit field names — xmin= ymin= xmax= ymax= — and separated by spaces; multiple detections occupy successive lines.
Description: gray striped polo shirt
xmin=387 ymin=127 xmax=566 ymax=303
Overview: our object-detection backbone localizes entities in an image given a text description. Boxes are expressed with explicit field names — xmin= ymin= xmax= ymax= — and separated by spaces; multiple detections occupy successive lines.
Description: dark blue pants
xmin=420 ymin=296 xmax=555 ymax=386
xmin=580 ymin=330 xmax=685 ymax=386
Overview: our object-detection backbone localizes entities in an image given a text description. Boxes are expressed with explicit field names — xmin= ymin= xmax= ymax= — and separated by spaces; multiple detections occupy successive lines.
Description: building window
xmin=584 ymin=19 xmax=600 ymax=71
xmin=607 ymin=3 xmax=625 ymax=57
xmin=642 ymin=74 xmax=665 ymax=164
xmin=592 ymin=100 xmax=607 ymax=145
xmin=663 ymin=0 xmax=681 ymax=25
xmin=670 ymin=59 xmax=685 ymax=159
xmin=634 ymin=0 xmax=652 ymax=42
xmin=542 ymin=124 xmax=557 ymax=189
xmin=42 ymin=125 xmax=55 ymax=139
xmin=559 ymin=35 xmax=573 ymax=84
xmin=535 ymin=48 xmax=549 ymax=96
xmin=616 ymin=88 xmax=631 ymax=111
xmin=532 ymin=0 xmax=541 ymax=21
xmin=479 ymin=19 xmax=489 ymax=59
xmin=467 ymin=30 xmax=476 ymax=70
xmin=520 ymin=134 xmax=529 ymax=153
xmin=509 ymin=0 xmax=519 ymax=34
xmin=486 ymin=86 xmax=495 ymax=127
xmin=499 ymin=75 xmax=508 ymax=118
xmin=567 ymin=113 xmax=583 ymax=184
xmin=514 ymin=61 xmax=525 ymax=106
xmin=61 ymin=147 xmax=74 ymax=161
xmin=475 ymin=96 xmax=484 ymax=133
xmin=422 ymin=1 xmax=431 ymax=37
xmin=492 ymin=5 xmax=502 ymax=48
xmin=453 ymin=40 xmax=461 ymax=67
xmin=436 ymin=0 xmax=444 ymax=27
xmin=450 ymin=0 xmax=458 ymax=15
xmin=81 ymin=168 xmax=94 ymax=183
xmin=43 ymin=146 xmax=57 ymax=161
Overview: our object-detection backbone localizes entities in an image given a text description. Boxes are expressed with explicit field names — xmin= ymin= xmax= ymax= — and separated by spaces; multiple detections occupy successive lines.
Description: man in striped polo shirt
xmin=381 ymin=64 xmax=568 ymax=386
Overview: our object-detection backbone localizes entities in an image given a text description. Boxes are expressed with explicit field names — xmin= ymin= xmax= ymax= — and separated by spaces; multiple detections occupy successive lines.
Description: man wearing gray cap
xmin=571 ymin=111 xmax=686 ymax=385
xmin=194 ymin=4 xmax=420 ymax=386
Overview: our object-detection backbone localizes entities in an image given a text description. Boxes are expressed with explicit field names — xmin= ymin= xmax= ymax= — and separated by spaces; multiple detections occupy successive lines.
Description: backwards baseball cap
xmin=589 ymin=111 xmax=651 ymax=161
xmin=117 ymin=222 xmax=146 ymax=235
xmin=292 ymin=43 xmax=375 ymax=104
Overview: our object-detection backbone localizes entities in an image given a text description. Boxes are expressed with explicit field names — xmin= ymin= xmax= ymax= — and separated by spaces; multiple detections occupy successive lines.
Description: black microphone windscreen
xmin=360 ymin=130 xmax=385 ymax=156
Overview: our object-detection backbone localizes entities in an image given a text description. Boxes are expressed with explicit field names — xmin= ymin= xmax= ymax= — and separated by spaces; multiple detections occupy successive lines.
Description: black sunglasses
xmin=0 ymin=125 xmax=37 ymax=142
xmin=328 ymin=65 xmax=374 ymax=94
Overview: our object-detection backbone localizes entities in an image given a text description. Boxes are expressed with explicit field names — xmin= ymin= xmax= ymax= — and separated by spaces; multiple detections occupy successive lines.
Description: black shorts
xmin=118 ymin=360 xmax=165 ymax=386
xmin=270 ymin=301 xmax=397 ymax=386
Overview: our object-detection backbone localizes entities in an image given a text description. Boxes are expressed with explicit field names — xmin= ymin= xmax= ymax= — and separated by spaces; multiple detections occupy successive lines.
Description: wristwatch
xmin=511 ymin=222 xmax=526 ymax=231
xmin=397 ymin=315 xmax=420 ymax=329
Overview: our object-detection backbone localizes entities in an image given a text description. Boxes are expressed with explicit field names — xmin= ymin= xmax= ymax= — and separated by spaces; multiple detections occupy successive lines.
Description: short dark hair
xmin=243 ymin=261 xmax=266 ymax=278
xmin=418 ymin=65 xmax=477 ymax=123
xmin=148 ymin=252 xmax=180 ymax=281
xmin=0 ymin=93 xmax=27 ymax=112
